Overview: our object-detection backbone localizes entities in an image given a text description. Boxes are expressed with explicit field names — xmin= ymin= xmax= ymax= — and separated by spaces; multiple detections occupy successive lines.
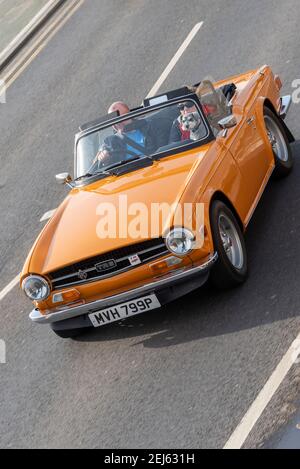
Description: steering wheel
xmin=88 ymin=148 xmax=126 ymax=174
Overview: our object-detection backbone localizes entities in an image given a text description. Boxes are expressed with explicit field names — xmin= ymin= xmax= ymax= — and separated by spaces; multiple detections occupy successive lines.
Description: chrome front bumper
xmin=29 ymin=253 xmax=218 ymax=324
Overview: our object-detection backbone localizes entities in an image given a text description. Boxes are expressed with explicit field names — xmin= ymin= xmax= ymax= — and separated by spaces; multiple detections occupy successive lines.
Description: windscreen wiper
xmin=78 ymin=156 xmax=152 ymax=181
xmin=75 ymin=169 xmax=111 ymax=181
xmin=97 ymin=155 xmax=152 ymax=174
xmin=101 ymin=156 xmax=141 ymax=172
xmin=75 ymin=172 xmax=94 ymax=180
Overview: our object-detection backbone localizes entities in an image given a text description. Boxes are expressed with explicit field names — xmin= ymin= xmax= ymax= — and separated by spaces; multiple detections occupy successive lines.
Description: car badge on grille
xmin=78 ymin=269 xmax=88 ymax=280
xmin=128 ymin=254 xmax=141 ymax=266
xmin=95 ymin=259 xmax=117 ymax=273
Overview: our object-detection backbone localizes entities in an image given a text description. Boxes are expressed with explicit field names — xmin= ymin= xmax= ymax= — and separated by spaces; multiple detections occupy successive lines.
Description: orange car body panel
xmin=21 ymin=65 xmax=282 ymax=314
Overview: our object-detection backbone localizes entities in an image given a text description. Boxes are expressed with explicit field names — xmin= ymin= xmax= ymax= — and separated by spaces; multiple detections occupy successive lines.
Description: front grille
xmin=47 ymin=238 xmax=168 ymax=289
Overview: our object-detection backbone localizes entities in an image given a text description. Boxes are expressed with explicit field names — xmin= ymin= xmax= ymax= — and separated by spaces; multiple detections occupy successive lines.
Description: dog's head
xmin=181 ymin=112 xmax=201 ymax=131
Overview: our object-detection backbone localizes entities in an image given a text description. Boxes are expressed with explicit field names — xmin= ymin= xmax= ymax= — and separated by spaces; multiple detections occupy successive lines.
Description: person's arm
xmin=94 ymin=135 xmax=124 ymax=163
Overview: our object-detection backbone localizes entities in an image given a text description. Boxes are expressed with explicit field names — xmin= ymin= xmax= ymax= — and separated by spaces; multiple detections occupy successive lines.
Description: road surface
xmin=0 ymin=0 xmax=300 ymax=449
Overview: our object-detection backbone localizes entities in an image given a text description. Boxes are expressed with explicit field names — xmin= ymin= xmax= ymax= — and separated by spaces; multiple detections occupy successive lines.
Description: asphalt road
xmin=0 ymin=0 xmax=49 ymax=52
xmin=1 ymin=0 xmax=300 ymax=449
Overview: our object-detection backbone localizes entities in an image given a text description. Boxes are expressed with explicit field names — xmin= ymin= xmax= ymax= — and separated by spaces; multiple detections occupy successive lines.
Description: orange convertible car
xmin=21 ymin=65 xmax=294 ymax=338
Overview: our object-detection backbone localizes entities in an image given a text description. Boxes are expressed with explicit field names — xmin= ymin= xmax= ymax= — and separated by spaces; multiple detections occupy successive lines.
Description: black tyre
xmin=210 ymin=200 xmax=248 ymax=289
xmin=264 ymin=107 xmax=294 ymax=178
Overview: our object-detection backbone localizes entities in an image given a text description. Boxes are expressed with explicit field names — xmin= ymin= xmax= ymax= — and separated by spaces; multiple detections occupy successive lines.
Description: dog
xmin=181 ymin=112 xmax=203 ymax=141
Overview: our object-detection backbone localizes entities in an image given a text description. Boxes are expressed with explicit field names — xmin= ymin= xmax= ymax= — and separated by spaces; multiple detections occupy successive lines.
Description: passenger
xmin=169 ymin=101 xmax=197 ymax=143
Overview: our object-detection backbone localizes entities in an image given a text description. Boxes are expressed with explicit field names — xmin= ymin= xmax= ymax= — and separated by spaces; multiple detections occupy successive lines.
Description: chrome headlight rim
xmin=164 ymin=227 xmax=195 ymax=257
xmin=22 ymin=275 xmax=51 ymax=301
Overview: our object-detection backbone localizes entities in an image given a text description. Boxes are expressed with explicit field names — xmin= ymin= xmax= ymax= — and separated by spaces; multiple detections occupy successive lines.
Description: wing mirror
xmin=55 ymin=173 xmax=73 ymax=188
xmin=218 ymin=115 xmax=237 ymax=130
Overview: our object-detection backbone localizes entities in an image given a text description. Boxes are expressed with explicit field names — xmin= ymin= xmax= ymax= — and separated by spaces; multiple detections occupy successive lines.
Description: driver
xmin=94 ymin=102 xmax=156 ymax=167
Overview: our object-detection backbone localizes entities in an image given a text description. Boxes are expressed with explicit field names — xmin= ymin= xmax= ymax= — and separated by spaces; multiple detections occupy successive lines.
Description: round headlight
xmin=165 ymin=228 xmax=195 ymax=256
xmin=22 ymin=275 xmax=50 ymax=301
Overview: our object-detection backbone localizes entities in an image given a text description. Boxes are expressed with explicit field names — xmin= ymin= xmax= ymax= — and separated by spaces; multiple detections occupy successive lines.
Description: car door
xmin=222 ymin=103 xmax=270 ymax=223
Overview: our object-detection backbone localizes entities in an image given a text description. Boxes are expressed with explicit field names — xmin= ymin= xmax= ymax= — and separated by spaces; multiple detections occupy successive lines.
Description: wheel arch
xmin=209 ymin=191 xmax=244 ymax=232
xmin=263 ymin=98 xmax=279 ymax=116
xmin=263 ymin=98 xmax=295 ymax=143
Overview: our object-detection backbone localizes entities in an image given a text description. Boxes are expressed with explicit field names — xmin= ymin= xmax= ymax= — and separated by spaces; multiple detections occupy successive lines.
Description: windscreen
xmin=76 ymin=100 xmax=209 ymax=178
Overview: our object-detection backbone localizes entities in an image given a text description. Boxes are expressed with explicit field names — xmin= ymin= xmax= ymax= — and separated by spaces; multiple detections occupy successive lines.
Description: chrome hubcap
xmin=264 ymin=115 xmax=289 ymax=162
xmin=218 ymin=213 xmax=244 ymax=269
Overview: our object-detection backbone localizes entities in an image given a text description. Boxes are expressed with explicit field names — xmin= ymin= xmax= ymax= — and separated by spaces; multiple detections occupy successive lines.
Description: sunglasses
xmin=178 ymin=102 xmax=195 ymax=111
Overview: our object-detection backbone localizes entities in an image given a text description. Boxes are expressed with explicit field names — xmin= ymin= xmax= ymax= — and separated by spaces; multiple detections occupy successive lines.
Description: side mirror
xmin=218 ymin=115 xmax=237 ymax=130
xmin=55 ymin=173 xmax=73 ymax=187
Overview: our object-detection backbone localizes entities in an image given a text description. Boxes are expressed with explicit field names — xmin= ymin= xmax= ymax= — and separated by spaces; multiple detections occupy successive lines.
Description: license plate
xmin=88 ymin=294 xmax=161 ymax=328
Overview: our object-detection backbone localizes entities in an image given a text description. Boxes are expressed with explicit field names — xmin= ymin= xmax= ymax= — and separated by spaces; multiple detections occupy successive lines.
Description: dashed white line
xmin=0 ymin=274 xmax=20 ymax=302
xmin=0 ymin=0 xmax=62 ymax=65
xmin=224 ymin=335 xmax=300 ymax=449
xmin=1 ymin=0 xmax=85 ymax=90
xmin=146 ymin=22 xmax=204 ymax=99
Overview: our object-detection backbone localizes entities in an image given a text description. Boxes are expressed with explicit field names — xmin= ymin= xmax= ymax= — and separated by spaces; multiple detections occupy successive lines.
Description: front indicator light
xmin=22 ymin=275 xmax=50 ymax=301
xmin=52 ymin=289 xmax=80 ymax=304
xmin=150 ymin=256 xmax=183 ymax=275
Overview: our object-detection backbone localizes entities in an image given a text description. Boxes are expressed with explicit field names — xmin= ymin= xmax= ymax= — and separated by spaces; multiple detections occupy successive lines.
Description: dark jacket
xmin=103 ymin=119 xmax=157 ymax=161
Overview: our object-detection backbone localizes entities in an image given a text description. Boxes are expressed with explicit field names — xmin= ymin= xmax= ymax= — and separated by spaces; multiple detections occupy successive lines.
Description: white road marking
xmin=0 ymin=274 xmax=20 ymax=302
xmin=146 ymin=22 xmax=203 ymax=99
xmin=0 ymin=0 xmax=62 ymax=63
xmin=40 ymin=209 xmax=56 ymax=222
xmin=224 ymin=335 xmax=300 ymax=449
xmin=1 ymin=0 xmax=85 ymax=89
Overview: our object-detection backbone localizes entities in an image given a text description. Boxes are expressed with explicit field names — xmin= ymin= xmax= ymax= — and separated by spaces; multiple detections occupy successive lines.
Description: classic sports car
xmin=21 ymin=65 xmax=294 ymax=338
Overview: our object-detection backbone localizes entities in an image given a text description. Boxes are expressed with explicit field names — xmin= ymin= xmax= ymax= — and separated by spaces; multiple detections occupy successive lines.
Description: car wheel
xmin=210 ymin=200 xmax=248 ymax=289
xmin=264 ymin=107 xmax=294 ymax=178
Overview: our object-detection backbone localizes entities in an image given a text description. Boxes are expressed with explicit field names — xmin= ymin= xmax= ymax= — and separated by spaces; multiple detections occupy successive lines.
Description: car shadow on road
xmin=75 ymin=141 xmax=300 ymax=348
